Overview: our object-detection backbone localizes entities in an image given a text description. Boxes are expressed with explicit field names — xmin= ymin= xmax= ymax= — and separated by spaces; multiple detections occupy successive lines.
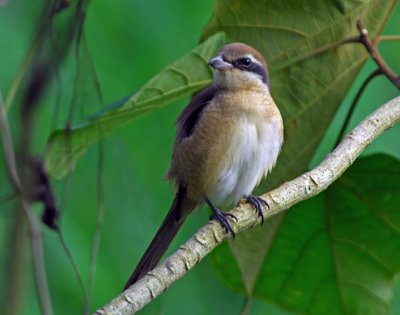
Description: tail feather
xmin=123 ymin=186 xmax=195 ymax=290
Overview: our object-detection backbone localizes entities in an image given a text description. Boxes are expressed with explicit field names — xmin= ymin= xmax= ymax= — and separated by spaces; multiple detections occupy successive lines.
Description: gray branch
xmin=96 ymin=96 xmax=400 ymax=315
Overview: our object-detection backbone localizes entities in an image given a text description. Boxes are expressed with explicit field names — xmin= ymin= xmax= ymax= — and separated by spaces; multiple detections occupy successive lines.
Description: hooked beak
xmin=208 ymin=55 xmax=233 ymax=70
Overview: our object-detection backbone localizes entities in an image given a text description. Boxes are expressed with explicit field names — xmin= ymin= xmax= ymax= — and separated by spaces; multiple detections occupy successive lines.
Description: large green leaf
xmin=204 ymin=0 xmax=396 ymax=304
xmin=214 ymin=154 xmax=400 ymax=314
xmin=45 ymin=0 xmax=395 ymax=181
xmin=44 ymin=32 xmax=226 ymax=178
xmin=203 ymin=0 xmax=395 ymax=190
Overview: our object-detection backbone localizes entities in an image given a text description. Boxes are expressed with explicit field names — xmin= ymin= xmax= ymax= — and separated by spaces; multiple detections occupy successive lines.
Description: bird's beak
xmin=208 ymin=55 xmax=233 ymax=70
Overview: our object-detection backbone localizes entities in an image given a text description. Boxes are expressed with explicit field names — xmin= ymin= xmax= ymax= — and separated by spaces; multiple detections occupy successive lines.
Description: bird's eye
xmin=240 ymin=58 xmax=252 ymax=67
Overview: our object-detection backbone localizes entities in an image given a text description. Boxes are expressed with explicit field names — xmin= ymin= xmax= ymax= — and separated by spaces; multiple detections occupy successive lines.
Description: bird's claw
xmin=210 ymin=208 xmax=236 ymax=238
xmin=205 ymin=197 xmax=237 ymax=238
xmin=246 ymin=195 xmax=269 ymax=224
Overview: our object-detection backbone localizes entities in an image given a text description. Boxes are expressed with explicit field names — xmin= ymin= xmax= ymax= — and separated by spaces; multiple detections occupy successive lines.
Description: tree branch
xmin=96 ymin=96 xmax=400 ymax=315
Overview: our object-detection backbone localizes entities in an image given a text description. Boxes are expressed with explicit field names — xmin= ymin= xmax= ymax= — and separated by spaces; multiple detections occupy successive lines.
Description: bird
xmin=124 ymin=42 xmax=284 ymax=290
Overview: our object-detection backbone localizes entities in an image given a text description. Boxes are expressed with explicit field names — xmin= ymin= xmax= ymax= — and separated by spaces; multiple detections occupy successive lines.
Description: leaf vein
xmin=334 ymin=238 xmax=392 ymax=275
xmin=342 ymin=279 xmax=391 ymax=311
xmin=275 ymin=228 xmax=326 ymax=299
xmin=338 ymin=182 xmax=400 ymax=238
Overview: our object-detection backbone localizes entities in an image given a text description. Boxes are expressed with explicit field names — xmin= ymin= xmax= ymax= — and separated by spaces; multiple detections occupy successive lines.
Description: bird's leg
xmin=245 ymin=195 xmax=269 ymax=224
xmin=205 ymin=197 xmax=236 ymax=238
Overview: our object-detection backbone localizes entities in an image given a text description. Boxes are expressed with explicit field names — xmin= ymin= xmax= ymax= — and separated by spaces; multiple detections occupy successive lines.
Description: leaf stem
xmin=334 ymin=69 xmax=382 ymax=147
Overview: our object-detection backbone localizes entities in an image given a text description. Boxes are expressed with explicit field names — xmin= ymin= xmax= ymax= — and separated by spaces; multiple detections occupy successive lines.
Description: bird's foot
xmin=245 ymin=195 xmax=269 ymax=224
xmin=205 ymin=198 xmax=236 ymax=238
xmin=210 ymin=208 xmax=237 ymax=238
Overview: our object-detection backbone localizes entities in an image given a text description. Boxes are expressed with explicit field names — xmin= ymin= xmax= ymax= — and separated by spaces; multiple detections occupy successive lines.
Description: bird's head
xmin=208 ymin=43 xmax=270 ymax=90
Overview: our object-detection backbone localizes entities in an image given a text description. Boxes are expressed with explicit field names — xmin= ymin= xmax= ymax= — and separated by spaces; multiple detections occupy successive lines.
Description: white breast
xmin=210 ymin=115 xmax=283 ymax=205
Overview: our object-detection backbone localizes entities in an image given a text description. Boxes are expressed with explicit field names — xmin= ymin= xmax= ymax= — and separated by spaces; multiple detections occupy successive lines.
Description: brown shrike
xmin=124 ymin=43 xmax=284 ymax=289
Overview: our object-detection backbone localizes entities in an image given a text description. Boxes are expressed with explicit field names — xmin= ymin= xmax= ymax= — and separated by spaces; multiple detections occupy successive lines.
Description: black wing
xmin=176 ymin=84 xmax=217 ymax=142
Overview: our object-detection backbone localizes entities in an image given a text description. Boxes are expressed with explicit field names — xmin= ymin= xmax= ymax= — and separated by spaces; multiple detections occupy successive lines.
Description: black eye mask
xmin=232 ymin=58 xmax=270 ymax=89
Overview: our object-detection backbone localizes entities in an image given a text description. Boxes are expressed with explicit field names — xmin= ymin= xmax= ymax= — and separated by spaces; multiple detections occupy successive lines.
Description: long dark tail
xmin=123 ymin=186 xmax=195 ymax=290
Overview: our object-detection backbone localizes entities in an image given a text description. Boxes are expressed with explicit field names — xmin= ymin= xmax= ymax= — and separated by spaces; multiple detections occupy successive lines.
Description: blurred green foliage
xmin=0 ymin=1 xmax=399 ymax=315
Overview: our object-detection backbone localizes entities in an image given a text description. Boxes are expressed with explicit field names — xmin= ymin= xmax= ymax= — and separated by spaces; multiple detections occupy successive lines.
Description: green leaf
xmin=203 ymin=0 xmax=396 ymax=190
xmin=205 ymin=0 xmax=396 ymax=304
xmin=44 ymin=32 xmax=227 ymax=178
xmin=215 ymin=154 xmax=400 ymax=315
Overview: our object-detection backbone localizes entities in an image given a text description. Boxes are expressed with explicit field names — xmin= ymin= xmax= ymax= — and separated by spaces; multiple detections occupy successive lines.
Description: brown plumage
xmin=124 ymin=43 xmax=283 ymax=290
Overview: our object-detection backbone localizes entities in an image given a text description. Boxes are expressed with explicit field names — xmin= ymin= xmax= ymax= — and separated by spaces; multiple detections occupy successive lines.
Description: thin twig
xmin=58 ymin=231 xmax=89 ymax=314
xmin=356 ymin=20 xmax=400 ymax=89
xmin=273 ymin=22 xmax=400 ymax=77
xmin=96 ymin=96 xmax=400 ymax=315
xmin=0 ymin=102 xmax=22 ymax=191
xmin=88 ymin=140 xmax=105 ymax=311
xmin=377 ymin=35 xmax=400 ymax=42
xmin=333 ymin=20 xmax=400 ymax=146
xmin=0 ymin=92 xmax=54 ymax=315
xmin=334 ymin=69 xmax=383 ymax=147
xmin=4 ymin=20 xmax=44 ymax=111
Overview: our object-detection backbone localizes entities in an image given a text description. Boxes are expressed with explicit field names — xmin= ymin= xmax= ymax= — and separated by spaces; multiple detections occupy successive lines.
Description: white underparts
xmin=210 ymin=115 xmax=282 ymax=205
